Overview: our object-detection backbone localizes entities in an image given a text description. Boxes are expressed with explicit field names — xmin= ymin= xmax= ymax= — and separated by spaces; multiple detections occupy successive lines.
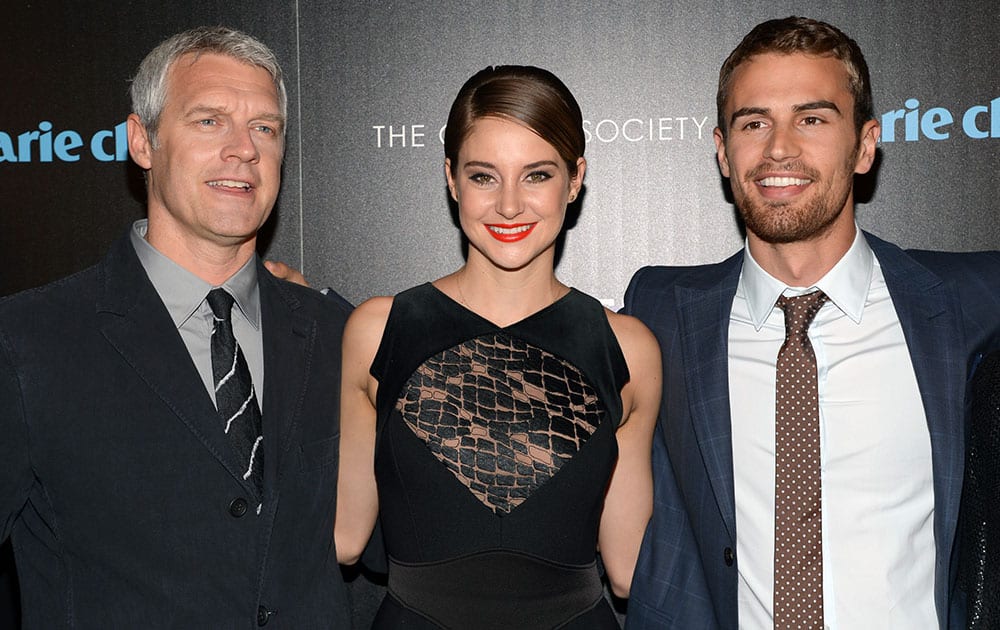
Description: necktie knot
xmin=206 ymin=288 xmax=236 ymax=322
xmin=777 ymin=291 xmax=829 ymax=338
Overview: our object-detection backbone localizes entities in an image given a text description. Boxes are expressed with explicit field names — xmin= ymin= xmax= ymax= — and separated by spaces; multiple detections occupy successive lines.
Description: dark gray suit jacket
xmin=0 ymin=232 xmax=352 ymax=628
xmin=623 ymin=233 xmax=1000 ymax=629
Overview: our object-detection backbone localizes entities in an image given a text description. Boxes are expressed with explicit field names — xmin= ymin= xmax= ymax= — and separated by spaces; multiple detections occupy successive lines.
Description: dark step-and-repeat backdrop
xmin=2 ymin=0 xmax=997 ymax=625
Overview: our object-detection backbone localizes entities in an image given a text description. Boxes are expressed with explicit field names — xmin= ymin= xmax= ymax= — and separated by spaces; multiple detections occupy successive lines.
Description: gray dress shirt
xmin=129 ymin=219 xmax=264 ymax=407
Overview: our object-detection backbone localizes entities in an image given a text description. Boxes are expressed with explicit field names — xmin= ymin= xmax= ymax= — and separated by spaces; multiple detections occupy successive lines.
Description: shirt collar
xmin=130 ymin=219 xmax=261 ymax=330
xmin=739 ymin=226 xmax=874 ymax=330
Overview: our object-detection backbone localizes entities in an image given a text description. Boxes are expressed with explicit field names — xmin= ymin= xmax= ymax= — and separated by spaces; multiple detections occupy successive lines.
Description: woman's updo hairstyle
xmin=444 ymin=65 xmax=585 ymax=178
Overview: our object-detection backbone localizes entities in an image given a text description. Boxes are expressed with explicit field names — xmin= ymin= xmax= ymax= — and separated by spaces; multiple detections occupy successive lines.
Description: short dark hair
xmin=716 ymin=16 xmax=873 ymax=137
xmin=444 ymin=66 xmax=585 ymax=177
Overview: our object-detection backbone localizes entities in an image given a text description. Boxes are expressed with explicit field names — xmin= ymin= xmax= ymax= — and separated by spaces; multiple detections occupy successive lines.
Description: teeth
xmin=209 ymin=180 xmax=252 ymax=191
xmin=759 ymin=176 xmax=809 ymax=187
xmin=488 ymin=225 xmax=532 ymax=235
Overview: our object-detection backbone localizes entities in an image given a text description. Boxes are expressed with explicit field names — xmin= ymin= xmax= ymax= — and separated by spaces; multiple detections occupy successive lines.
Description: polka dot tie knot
xmin=773 ymin=290 xmax=828 ymax=629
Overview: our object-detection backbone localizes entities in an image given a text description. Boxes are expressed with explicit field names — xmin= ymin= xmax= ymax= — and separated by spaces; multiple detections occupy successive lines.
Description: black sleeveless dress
xmin=369 ymin=283 xmax=629 ymax=629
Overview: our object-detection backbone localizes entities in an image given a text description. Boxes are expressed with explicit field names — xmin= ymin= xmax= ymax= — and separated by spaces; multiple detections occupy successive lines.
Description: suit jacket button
xmin=257 ymin=605 xmax=271 ymax=626
xmin=724 ymin=547 xmax=735 ymax=566
xmin=229 ymin=497 xmax=248 ymax=518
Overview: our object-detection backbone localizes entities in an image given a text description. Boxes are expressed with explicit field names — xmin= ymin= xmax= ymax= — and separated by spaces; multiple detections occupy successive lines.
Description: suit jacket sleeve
xmin=0 ymin=322 xmax=33 ymax=541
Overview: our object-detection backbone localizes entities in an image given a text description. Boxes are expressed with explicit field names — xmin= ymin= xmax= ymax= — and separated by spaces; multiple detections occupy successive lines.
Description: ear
xmin=127 ymin=113 xmax=153 ymax=170
xmin=444 ymin=159 xmax=458 ymax=202
xmin=713 ymin=127 xmax=730 ymax=178
xmin=569 ymin=157 xmax=587 ymax=201
xmin=854 ymin=119 xmax=880 ymax=175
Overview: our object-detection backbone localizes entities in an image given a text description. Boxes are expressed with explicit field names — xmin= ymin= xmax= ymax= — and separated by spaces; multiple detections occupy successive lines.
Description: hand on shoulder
xmin=263 ymin=259 xmax=310 ymax=287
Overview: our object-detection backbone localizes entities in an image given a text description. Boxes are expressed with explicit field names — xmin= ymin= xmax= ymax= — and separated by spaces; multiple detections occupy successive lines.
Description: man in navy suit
xmin=0 ymin=27 xmax=352 ymax=627
xmin=624 ymin=16 xmax=1000 ymax=629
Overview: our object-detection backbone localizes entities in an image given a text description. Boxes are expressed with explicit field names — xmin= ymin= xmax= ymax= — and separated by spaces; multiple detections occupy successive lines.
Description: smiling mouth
xmin=486 ymin=223 xmax=535 ymax=242
xmin=757 ymin=176 xmax=811 ymax=187
xmin=208 ymin=179 xmax=253 ymax=192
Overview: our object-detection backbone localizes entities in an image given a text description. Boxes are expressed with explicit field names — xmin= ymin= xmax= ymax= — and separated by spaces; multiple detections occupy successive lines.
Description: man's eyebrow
xmin=793 ymin=100 xmax=841 ymax=114
xmin=729 ymin=106 xmax=769 ymax=127
xmin=255 ymin=113 xmax=286 ymax=128
xmin=184 ymin=106 xmax=285 ymax=126
xmin=729 ymin=101 xmax=842 ymax=127
xmin=184 ymin=105 xmax=227 ymax=118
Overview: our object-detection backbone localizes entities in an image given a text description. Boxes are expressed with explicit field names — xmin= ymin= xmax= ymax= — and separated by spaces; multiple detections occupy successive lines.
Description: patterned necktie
xmin=206 ymin=288 xmax=263 ymax=496
xmin=773 ymin=290 xmax=829 ymax=629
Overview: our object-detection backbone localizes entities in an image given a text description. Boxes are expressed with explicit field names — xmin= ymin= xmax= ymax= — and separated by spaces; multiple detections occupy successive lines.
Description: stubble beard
xmin=738 ymin=192 xmax=843 ymax=244
xmin=735 ymin=157 xmax=855 ymax=245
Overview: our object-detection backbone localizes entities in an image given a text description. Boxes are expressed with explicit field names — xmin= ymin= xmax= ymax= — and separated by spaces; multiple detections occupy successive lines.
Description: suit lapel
xmin=96 ymin=235 xmax=256 ymax=493
xmin=868 ymin=234 xmax=965 ymax=593
xmin=675 ymin=252 xmax=743 ymax=540
xmin=257 ymin=267 xmax=316 ymax=501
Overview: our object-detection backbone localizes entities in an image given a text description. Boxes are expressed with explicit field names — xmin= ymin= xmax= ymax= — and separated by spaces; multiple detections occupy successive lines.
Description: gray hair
xmin=130 ymin=26 xmax=287 ymax=145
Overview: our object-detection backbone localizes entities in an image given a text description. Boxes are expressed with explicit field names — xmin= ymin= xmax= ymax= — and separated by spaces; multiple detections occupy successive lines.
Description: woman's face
xmin=445 ymin=116 xmax=585 ymax=273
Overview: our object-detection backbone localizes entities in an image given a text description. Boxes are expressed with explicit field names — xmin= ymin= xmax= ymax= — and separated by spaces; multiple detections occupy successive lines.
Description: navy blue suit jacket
xmin=623 ymin=233 xmax=1000 ymax=629
xmin=0 ymin=233 xmax=352 ymax=628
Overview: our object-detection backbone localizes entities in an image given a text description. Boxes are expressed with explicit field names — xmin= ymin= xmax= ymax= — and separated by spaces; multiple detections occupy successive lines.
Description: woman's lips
xmin=486 ymin=223 xmax=536 ymax=242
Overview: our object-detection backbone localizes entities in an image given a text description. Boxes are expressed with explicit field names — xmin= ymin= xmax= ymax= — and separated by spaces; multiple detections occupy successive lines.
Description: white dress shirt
xmin=729 ymin=228 xmax=936 ymax=629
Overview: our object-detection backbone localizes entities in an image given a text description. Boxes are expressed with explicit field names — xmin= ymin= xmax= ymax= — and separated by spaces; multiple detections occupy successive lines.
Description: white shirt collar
xmin=739 ymin=226 xmax=874 ymax=330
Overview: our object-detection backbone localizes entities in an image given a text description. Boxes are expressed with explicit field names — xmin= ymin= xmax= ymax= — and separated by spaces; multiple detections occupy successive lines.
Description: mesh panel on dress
xmin=396 ymin=332 xmax=602 ymax=514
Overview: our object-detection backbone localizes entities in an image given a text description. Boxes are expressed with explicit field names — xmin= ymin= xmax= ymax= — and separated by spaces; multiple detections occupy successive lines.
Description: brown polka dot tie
xmin=773 ymin=290 xmax=828 ymax=629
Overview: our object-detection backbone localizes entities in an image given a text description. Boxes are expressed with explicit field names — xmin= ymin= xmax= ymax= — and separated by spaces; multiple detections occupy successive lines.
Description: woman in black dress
xmin=334 ymin=66 xmax=661 ymax=628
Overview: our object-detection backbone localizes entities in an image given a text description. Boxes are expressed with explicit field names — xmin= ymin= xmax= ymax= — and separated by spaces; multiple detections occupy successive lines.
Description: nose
xmin=224 ymin=126 xmax=260 ymax=163
xmin=763 ymin=122 xmax=801 ymax=163
xmin=497 ymin=181 xmax=523 ymax=220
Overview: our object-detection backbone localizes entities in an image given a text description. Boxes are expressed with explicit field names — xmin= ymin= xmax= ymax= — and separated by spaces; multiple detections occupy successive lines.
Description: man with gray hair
xmin=0 ymin=26 xmax=352 ymax=627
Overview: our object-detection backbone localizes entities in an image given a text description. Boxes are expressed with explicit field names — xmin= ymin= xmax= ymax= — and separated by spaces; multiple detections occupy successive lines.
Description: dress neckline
xmin=425 ymin=282 xmax=578 ymax=330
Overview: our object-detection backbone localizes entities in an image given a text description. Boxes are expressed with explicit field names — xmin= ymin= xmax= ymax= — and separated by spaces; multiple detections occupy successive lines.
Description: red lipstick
xmin=485 ymin=223 xmax=536 ymax=242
